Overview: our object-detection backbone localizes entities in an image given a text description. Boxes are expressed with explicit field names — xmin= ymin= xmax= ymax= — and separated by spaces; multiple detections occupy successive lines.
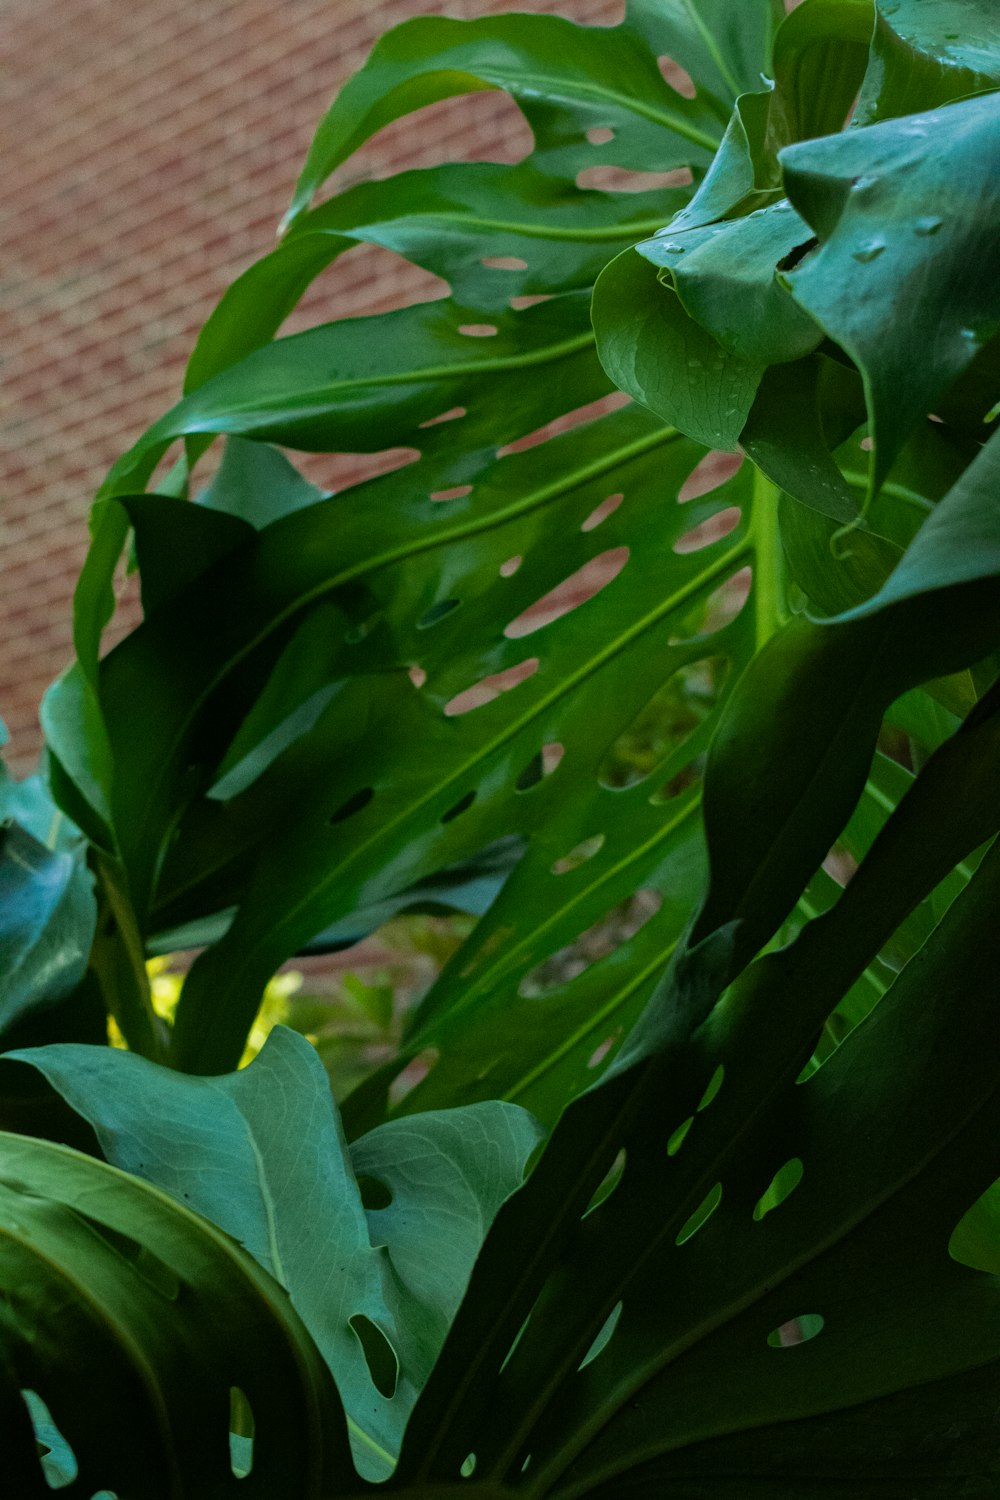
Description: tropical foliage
xmin=2 ymin=0 xmax=999 ymax=1493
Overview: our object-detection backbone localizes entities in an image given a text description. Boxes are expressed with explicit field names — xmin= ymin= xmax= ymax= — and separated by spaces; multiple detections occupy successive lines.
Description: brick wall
xmin=0 ymin=0 xmax=624 ymax=773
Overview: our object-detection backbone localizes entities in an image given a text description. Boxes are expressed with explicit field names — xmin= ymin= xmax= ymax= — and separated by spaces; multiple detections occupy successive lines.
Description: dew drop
xmin=851 ymin=175 xmax=878 ymax=193
xmin=659 ymin=241 xmax=685 ymax=253
xmin=914 ymin=215 xmax=943 ymax=236
xmin=852 ymin=240 xmax=885 ymax=264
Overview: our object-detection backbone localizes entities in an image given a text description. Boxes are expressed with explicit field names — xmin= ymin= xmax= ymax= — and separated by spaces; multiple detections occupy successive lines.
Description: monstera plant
xmin=2 ymin=0 xmax=999 ymax=1493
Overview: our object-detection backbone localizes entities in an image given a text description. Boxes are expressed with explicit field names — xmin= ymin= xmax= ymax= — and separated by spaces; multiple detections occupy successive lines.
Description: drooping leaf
xmin=779 ymin=90 xmax=1000 ymax=500
xmin=9 ymin=1026 xmax=541 ymax=1478
xmin=0 ymin=1131 xmax=349 ymax=1497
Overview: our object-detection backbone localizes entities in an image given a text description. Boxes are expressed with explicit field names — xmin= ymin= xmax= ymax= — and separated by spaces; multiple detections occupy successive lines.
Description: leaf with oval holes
xmin=7 ymin=1026 xmax=542 ymax=1480
xmin=0 ymin=1131 xmax=348 ymax=1497
xmin=393 ymin=754 xmax=1000 ymax=1496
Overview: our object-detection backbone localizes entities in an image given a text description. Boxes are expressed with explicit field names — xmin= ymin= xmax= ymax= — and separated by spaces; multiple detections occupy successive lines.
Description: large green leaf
xmin=779 ymin=90 xmax=1000 ymax=500
xmin=856 ymin=0 xmax=1000 ymax=123
xmin=281 ymin=11 xmax=721 ymax=232
xmin=9 ymin=1026 xmax=541 ymax=1479
xmin=0 ymin=1131 xmax=348 ymax=1496
xmin=389 ymin=415 xmax=1000 ymax=1490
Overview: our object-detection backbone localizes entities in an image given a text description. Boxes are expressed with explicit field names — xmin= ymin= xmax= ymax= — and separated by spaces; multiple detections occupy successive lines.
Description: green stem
xmin=90 ymin=854 xmax=168 ymax=1064
xmin=748 ymin=465 xmax=786 ymax=646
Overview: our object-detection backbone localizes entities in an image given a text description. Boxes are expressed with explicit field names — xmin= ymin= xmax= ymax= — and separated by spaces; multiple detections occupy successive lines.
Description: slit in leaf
xmin=675 ymin=1182 xmax=723 ymax=1245
xmin=581 ymin=492 xmax=624 ymax=532
xmin=329 ymin=787 xmax=374 ymax=825
xmin=767 ymin=1313 xmax=825 ymax=1348
xmin=552 ymin=833 xmax=606 ymax=876
xmin=678 ymin=450 xmax=743 ymax=502
xmin=350 ymin=1314 xmax=399 ymax=1399
xmin=357 ymin=1175 xmax=393 ymax=1211
xmin=658 ymin=55 xmax=696 ymax=98
xmin=753 ymin=1158 xmax=804 ymax=1222
xmin=576 ymin=165 xmax=693 ymax=192
xmin=229 ymin=1387 xmax=255 ymax=1478
xmin=504 ymin=547 xmax=629 ymax=639
xmin=578 ymin=1300 xmax=623 ymax=1369
xmin=516 ymin=741 xmax=564 ymax=790
xmin=444 ymin=658 xmax=539 ymax=717
xmin=673 ymin=506 xmax=742 ymax=554
xmin=22 ymin=1390 xmax=78 ymax=1490
xmin=417 ymin=598 xmax=461 ymax=629
xmin=442 ymin=790 xmax=476 ymax=823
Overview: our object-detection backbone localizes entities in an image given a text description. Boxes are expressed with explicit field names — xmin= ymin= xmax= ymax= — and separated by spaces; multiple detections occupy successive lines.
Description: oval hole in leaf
xmin=518 ymin=889 xmax=662 ymax=997
xmin=461 ymin=1453 xmax=477 ymax=1477
xmin=576 ymin=165 xmax=693 ymax=192
xmin=649 ymin=754 xmax=706 ymax=804
xmin=587 ymin=1148 xmax=626 ymax=1213
xmin=357 ymin=1174 xmax=393 ymax=1211
xmin=552 ymin=832 xmax=606 ymax=875
xmin=578 ymin=1300 xmax=623 ymax=1370
xmin=458 ymin=323 xmax=498 ymax=337
xmin=418 ymin=405 xmax=466 ymax=428
xmin=510 ymin=293 xmax=553 ymax=310
xmin=497 ymin=390 xmax=630 ymax=457
xmin=516 ymin=741 xmax=565 ymax=791
xmin=418 ymin=598 xmax=461 ymax=629
xmin=22 ymin=1389 xmax=78 ymax=1489
xmin=600 ymin=656 xmax=727 ymax=789
xmin=482 ymin=255 xmax=527 ymax=271
xmin=430 ymin=484 xmax=472 ymax=502
xmin=702 ymin=567 xmax=752 ymax=632
xmin=582 ymin=492 xmax=623 ymax=532
xmin=658 ymin=55 xmax=696 ymax=98
xmin=675 ymin=1183 xmax=723 ymax=1245
xmin=500 ymin=554 xmax=523 ymax=577
xmin=822 ymin=842 xmax=859 ymax=888
xmin=349 ymin=1314 xmax=399 ymax=1399
xmin=388 ymin=1046 xmax=439 ymax=1107
xmin=667 ymin=1116 xmax=693 ymax=1156
xmin=586 ymin=126 xmax=615 ymax=144
xmin=229 ymin=1387 xmax=255 ymax=1478
xmin=678 ymin=450 xmax=743 ymax=503
xmin=767 ymin=1313 xmax=825 ymax=1348
xmin=442 ymin=789 xmax=476 ymax=823
xmin=444 ymin=657 xmax=540 ymax=717
xmin=753 ymin=1158 xmax=804 ymax=1222
xmin=674 ymin=506 xmax=742 ymax=554
xmin=409 ymin=665 xmax=427 ymax=688
xmin=697 ymin=1063 xmax=724 ymax=1111
xmin=948 ymin=1177 xmax=1000 ymax=1273
xmin=329 ymin=786 xmax=374 ymax=825
xmin=505 ymin=547 xmax=629 ymax=640
xmin=587 ymin=1026 xmax=622 ymax=1069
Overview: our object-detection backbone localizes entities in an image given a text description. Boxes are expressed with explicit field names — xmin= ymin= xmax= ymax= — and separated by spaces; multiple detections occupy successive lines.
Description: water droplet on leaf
xmin=852 ymin=240 xmax=885 ymax=263
xmin=914 ymin=215 xmax=943 ymax=236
